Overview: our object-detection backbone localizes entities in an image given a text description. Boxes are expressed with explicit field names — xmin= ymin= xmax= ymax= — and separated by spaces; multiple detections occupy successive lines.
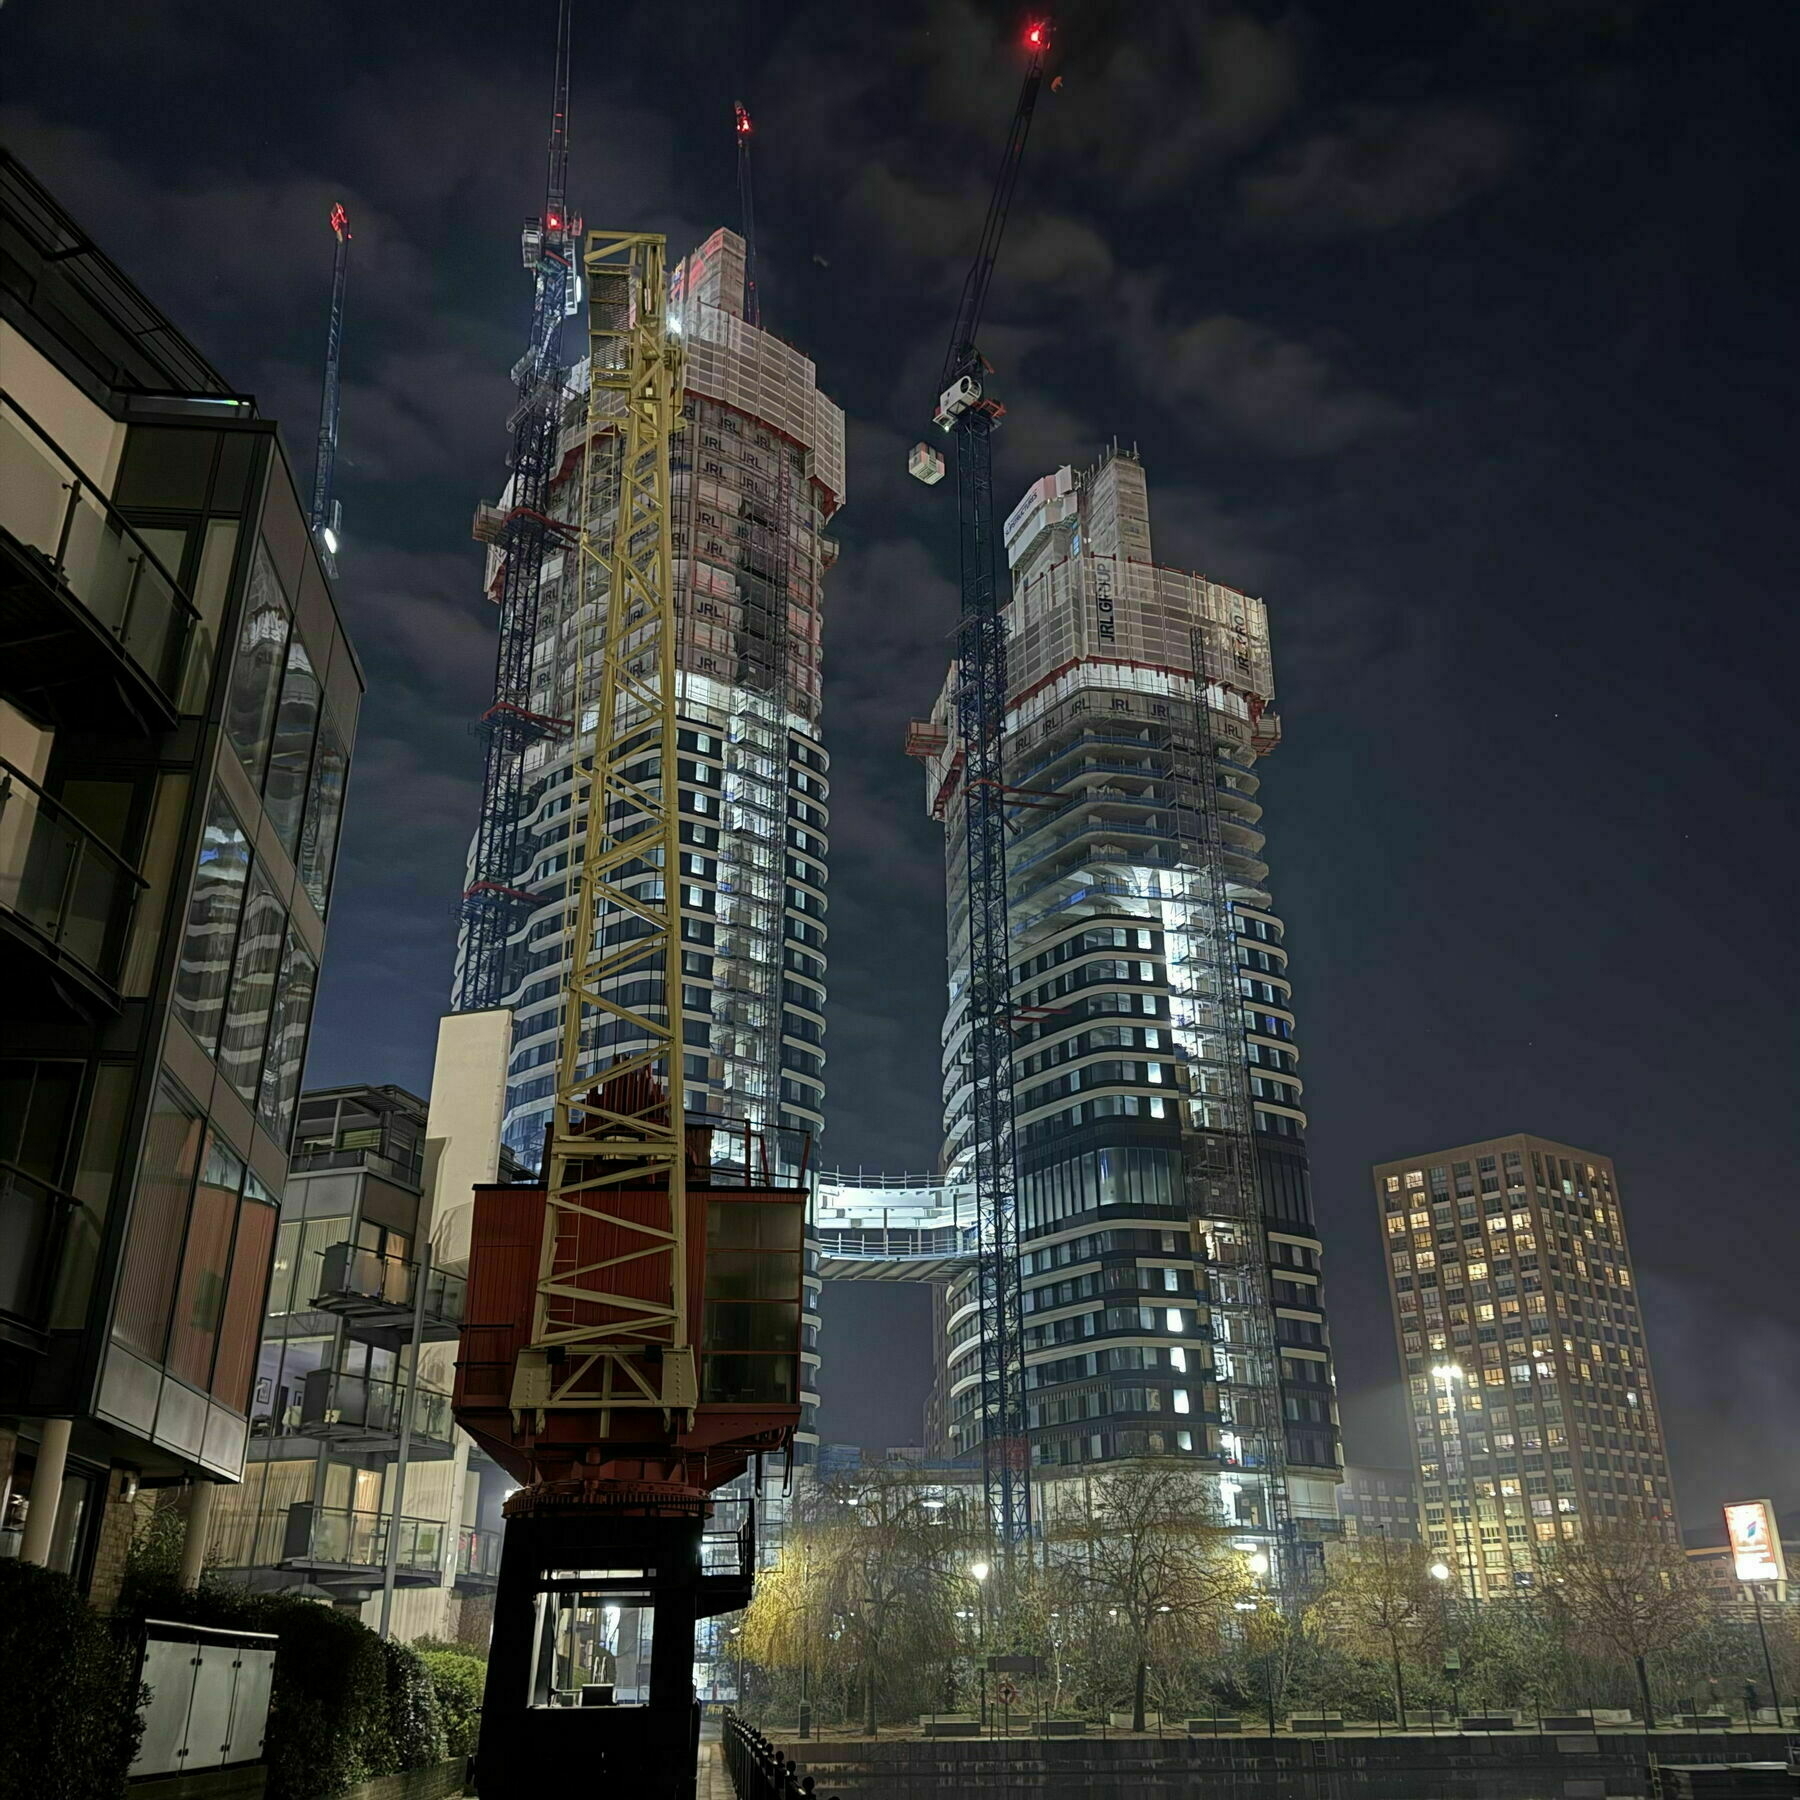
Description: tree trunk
xmin=1635 ymin=1654 xmax=1654 ymax=1730
xmin=864 ymin=1660 xmax=879 ymax=1736
xmin=1393 ymin=1648 xmax=1408 ymax=1726
xmin=1132 ymin=1656 xmax=1149 ymax=1732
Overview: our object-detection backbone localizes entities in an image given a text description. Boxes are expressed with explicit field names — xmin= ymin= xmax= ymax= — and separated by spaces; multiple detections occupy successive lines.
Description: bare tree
xmin=1308 ymin=1537 xmax=1443 ymax=1722
xmin=745 ymin=1467 xmax=965 ymax=1734
xmin=1544 ymin=1520 xmax=1712 ymax=1725
xmin=1046 ymin=1466 xmax=1248 ymax=1730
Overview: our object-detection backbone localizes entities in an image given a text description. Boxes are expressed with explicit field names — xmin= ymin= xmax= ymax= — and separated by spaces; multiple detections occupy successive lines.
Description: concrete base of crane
xmin=473 ymin=1506 xmax=735 ymax=1800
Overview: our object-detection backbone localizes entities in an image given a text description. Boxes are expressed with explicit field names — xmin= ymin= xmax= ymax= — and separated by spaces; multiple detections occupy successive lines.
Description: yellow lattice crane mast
xmin=454 ymin=231 xmax=810 ymax=1797
xmin=510 ymin=230 xmax=691 ymax=1424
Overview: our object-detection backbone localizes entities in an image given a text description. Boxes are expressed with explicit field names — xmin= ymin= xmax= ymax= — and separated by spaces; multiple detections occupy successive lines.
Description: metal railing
xmin=206 ymin=1503 xmax=445 ymax=1574
xmin=0 ymin=1156 xmax=79 ymax=1332
xmin=297 ymin=1368 xmax=455 ymax=1446
xmin=722 ymin=1713 xmax=838 ymax=1800
xmin=0 ymin=755 xmax=146 ymax=985
xmin=0 ymin=389 xmax=199 ymax=700
xmin=312 ymin=1242 xmax=466 ymax=1324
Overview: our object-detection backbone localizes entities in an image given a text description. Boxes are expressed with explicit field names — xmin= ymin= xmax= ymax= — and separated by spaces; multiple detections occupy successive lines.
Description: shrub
xmin=382 ymin=1638 xmax=448 ymax=1769
xmin=0 ymin=1560 xmax=145 ymax=1800
xmin=418 ymin=1647 xmax=488 ymax=1757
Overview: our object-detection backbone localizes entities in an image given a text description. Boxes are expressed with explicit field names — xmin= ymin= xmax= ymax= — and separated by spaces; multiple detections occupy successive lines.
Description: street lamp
xmin=1429 ymin=1559 xmax=1461 ymax=1720
xmin=1431 ymin=1362 xmax=1481 ymax=1605
xmin=969 ymin=1560 xmax=990 ymax=1731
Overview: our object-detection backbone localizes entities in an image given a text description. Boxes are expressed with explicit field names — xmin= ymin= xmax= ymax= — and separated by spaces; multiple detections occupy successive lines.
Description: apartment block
xmin=0 ymin=154 xmax=360 ymax=1592
xmin=1372 ymin=1134 xmax=1676 ymax=1597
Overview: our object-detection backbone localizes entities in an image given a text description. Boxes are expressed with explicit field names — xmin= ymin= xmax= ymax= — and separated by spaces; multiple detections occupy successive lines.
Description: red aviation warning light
xmin=328 ymin=202 xmax=349 ymax=239
xmin=734 ymin=101 xmax=752 ymax=136
xmin=1024 ymin=19 xmax=1049 ymax=50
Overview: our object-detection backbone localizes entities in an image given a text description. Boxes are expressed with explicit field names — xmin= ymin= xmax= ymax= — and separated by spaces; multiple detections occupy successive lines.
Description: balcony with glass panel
xmin=309 ymin=1243 xmax=465 ymax=1348
xmin=0 ymin=754 xmax=146 ymax=1001
xmin=0 ymin=389 xmax=199 ymax=729
xmin=0 ymin=1157 xmax=79 ymax=1351
xmin=454 ymin=1525 xmax=502 ymax=1591
xmin=296 ymin=1369 xmax=457 ymax=1459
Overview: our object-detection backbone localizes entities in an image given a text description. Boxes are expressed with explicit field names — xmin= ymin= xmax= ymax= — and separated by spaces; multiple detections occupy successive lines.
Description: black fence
xmin=723 ymin=1711 xmax=839 ymax=1799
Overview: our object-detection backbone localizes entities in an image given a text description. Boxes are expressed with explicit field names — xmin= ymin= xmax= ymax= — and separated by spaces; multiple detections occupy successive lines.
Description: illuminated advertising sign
xmin=1724 ymin=1499 xmax=1786 ymax=1585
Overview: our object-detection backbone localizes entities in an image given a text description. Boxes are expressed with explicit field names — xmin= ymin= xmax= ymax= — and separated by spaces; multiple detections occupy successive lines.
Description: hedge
xmin=0 ymin=1561 xmax=144 ymax=1800
xmin=417 ymin=1648 xmax=487 ymax=1757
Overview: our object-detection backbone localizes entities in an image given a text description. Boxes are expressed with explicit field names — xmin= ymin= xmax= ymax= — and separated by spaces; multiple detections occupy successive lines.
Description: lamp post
xmin=1432 ymin=1363 xmax=1481 ymax=1605
xmin=1430 ymin=1560 xmax=1461 ymax=1722
xmin=970 ymin=1561 xmax=990 ymax=1731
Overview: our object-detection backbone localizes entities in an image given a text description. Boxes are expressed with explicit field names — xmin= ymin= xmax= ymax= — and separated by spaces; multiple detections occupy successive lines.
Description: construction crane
xmin=455 ymin=0 xmax=583 ymax=1014
xmin=454 ymin=229 xmax=809 ymax=1800
xmin=911 ymin=18 xmax=1052 ymax=1555
xmin=734 ymin=101 xmax=760 ymax=327
xmin=308 ymin=203 xmax=349 ymax=579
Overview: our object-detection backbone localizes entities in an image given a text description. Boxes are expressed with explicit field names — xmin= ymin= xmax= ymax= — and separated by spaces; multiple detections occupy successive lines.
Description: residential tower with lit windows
xmin=1372 ymin=1134 xmax=1677 ymax=1597
xmin=911 ymin=451 xmax=1342 ymax=1555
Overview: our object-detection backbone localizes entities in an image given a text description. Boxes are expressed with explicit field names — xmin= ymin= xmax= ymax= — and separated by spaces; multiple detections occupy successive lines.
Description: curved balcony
xmin=0 ymin=390 xmax=198 ymax=730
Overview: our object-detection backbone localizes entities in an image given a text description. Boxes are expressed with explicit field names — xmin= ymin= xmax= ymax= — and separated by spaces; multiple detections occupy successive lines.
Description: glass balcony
xmin=0 ymin=390 xmax=198 ymax=712
xmin=0 ymin=754 xmax=145 ymax=990
xmin=296 ymin=1369 xmax=456 ymax=1456
xmin=310 ymin=1243 xmax=465 ymax=1344
xmin=280 ymin=1504 xmax=445 ymax=1575
xmin=0 ymin=1156 xmax=77 ymax=1346
xmin=455 ymin=1526 xmax=502 ymax=1587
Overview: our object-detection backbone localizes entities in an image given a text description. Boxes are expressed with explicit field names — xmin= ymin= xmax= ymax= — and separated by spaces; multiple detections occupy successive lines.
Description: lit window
xmin=1173 ymin=1389 xmax=1191 ymax=1414
xmin=1165 ymin=1308 xmax=1183 ymax=1332
xmin=1405 ymin=1171 xmax=1424 ymax=1189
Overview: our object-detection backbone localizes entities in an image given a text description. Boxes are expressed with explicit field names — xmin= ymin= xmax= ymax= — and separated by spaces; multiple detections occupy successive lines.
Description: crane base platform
xmin=475 ymin=1503 xmax=749 ymax=1800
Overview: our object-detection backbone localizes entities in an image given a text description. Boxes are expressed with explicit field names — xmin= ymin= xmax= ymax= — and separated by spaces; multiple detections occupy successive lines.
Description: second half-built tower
xmin=912 ymin=450 xmax=1341 ymax=1555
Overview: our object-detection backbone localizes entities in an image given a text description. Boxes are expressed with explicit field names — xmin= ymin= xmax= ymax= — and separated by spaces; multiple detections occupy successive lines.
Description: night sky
xmin=9 ymin=0 xmax=1799 ymax=1529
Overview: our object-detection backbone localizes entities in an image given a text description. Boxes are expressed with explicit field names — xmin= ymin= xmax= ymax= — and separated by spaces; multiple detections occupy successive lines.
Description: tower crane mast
xmin=916 ymin=19 xmax=1051 ymax=1553
xmin=456 ymin=0 xmax=583 ymax=1013
xmin=308 ymin=203 xmax=350 ymax=578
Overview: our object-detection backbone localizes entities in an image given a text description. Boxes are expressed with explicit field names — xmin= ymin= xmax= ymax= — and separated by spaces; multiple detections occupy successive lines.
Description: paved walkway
xmin=698 ymin=1712 xmax=732 ymax=1800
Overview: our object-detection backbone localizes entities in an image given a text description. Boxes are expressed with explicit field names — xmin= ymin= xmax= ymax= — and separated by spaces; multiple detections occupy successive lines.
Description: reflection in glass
xmin=256 ymin=931 xmax=317 ymax=1143
xmin=219 ymin=872 xmax=285 ymax=1105
xmin=530 ymin=1590 xmax=655 ymax=1708
xmin=297 ymin=713 xmax=347 ymax=915
xmin=225 ymin=542 xmax=290 ymax=785
xmin=264 ymin=634 xmax=321 ymax=854
xmin=172 ymin=793 xmax=250 ymax=1053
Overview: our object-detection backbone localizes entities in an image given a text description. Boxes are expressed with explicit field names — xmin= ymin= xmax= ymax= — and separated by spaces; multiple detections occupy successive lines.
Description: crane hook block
xmin=910 ymin=442 xmax=947 ymax=485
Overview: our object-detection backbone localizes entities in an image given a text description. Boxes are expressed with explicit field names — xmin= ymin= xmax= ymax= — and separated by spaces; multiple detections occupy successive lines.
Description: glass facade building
xmin=0 ymin=153 xmax=360 ymax=1595
xmin=912 ymin=451 xmax=1341 ymax=1545
xmin=1372 ymin=1133 xmax=1678 ymax=1597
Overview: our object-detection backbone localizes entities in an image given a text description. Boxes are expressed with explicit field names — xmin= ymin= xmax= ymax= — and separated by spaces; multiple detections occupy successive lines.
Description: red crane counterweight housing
xmin=453 ymin=1153 xmax=805 ymax=1504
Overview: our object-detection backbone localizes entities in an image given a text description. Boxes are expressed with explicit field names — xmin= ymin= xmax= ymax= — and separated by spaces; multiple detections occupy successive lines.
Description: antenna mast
xmin=309 ymin=203 xmax=350 ymax=577
xmin=734 ymin=101 xmax=759 ymax=326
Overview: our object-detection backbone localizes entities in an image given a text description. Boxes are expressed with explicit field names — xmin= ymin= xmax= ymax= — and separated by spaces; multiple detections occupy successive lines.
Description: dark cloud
xmin=1241 ymin=104 xmax=1520 ymax=236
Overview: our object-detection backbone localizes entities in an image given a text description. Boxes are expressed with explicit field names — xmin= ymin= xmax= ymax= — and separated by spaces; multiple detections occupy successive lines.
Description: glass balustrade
xmin=0 ymin=391 xmax=198 ymax=700
xmin=0 ymin=756 xmax=145 ymax=984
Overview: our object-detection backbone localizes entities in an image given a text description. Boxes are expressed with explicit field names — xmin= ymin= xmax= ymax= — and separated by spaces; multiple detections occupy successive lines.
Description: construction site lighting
xmin=1430 ymin=1561 xmax=1452 ymax=1582
xmin=1249 ymin=1552 xmax=1269 ymax=1576
xmin=1431 ymin=1362 xmax=1464 ymax=1383
xmin=970 ymin=1561 xmax=991 ymax=1582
